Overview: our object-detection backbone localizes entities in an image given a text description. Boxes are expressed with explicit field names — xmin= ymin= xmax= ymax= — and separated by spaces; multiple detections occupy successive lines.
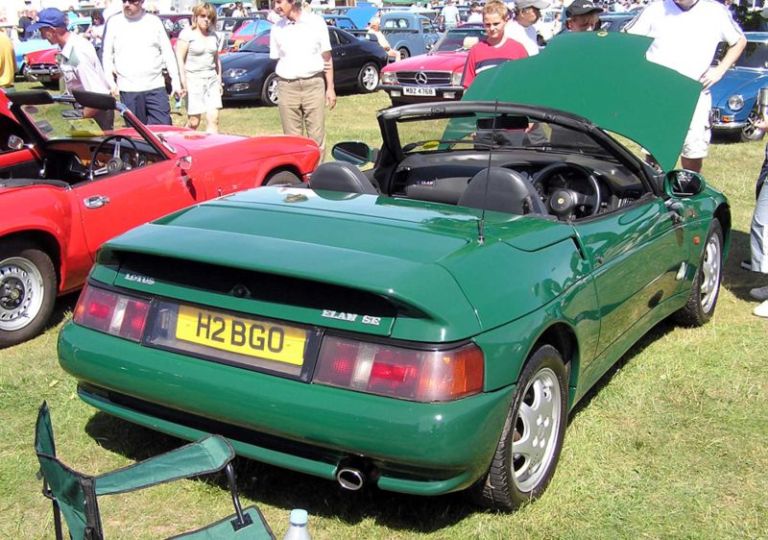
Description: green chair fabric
xmin=170 ymin=507 xmax=274 ymax=539
xmin=34 ymin=402 xmax=275 ymax=540
xmin=94 ymin=434 xmax=234 ymax=495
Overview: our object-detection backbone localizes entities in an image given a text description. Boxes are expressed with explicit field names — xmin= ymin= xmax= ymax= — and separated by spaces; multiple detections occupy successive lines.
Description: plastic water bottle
xmin=283 ymin=509 xmax=311 ymax=540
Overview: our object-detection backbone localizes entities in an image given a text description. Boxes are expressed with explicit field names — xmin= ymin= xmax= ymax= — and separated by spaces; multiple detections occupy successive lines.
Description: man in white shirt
xmin=626 ymin=0 xmax=746 ymax=173
xmin=102 ymin=0 xmax=182 ymax=125
xmin=505 ymin=0 xmax=549 ymax=56
xmin=32 ymin=7 xmax=114 ymax=129
xmin=270 ymin=0 xmax=335 ymax=158
xmin=466 ymin=2 xmax=483 ymax=24
xmin=231 ymin=2 xmax=246 ymax=17
xmin=439 ymin=0 xmax=461 ymax=31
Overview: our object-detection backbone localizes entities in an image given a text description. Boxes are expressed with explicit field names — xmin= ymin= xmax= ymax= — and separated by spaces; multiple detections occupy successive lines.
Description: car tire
xmin=397 ymin=47 xmax=410 ymax=60
xmin=740 ymin=123 xmax=765 ymax=142
xmin=357 ymin=62 xmax=380 ymax=93
xmin=673 ymin=220 xmax=724 ymax=327
xmin=0 ymin=240 xmax=57 ymax=348
xmin=472 ymin=344 xmax=568 ymax=510
xmin=261 ymin=73 xmax=279 ymax=107
xmin=265 ymin=170 xmax=301 ymax=186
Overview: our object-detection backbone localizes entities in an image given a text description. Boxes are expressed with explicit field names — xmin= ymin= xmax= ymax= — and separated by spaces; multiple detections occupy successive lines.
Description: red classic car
xmin=23 ymin=48 xmax=61 ymax=89
xmin=0 ymin=89 xmax=320 ymax=348
xmin=379 ymin=25 xmax=484 ymax=106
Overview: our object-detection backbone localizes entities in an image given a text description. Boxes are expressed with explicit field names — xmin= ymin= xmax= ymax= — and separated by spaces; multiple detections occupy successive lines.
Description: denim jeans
xmin=751 ymin=145 xmax=768 ymax=273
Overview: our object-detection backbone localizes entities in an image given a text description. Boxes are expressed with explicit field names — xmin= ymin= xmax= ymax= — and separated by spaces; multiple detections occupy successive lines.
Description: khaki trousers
xmin=277 ymin=74 xmax=326 ymax=158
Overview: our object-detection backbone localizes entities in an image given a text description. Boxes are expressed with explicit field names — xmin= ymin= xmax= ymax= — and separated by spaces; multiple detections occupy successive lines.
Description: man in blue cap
xmin=32 ymin=7 xmax=114 ymax=129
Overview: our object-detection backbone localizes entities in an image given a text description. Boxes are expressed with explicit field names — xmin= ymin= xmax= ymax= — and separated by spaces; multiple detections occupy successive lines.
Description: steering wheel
xmin=89 ymin=135 xmax=140 ymax=179
xmin=532 ymin=162 xmax=602 ymax=220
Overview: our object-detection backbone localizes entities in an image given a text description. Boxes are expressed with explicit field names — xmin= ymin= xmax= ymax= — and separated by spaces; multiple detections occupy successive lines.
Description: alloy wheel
xmin=512 ymin=367 xmax=563 ymax=492
xmin=0 ymin=256 xmax=45 ymax=332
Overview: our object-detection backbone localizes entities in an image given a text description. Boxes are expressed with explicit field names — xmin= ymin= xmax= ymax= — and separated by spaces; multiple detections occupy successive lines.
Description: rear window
xmin=384 ymin=18 xmax=409 ymax=29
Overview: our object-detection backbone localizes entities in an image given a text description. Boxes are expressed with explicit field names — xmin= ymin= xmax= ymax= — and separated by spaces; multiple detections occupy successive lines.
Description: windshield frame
xmin=734 ymin=39 xmax=768 ymax=70
xmin=6 ymin=91 xmax=174 ymax=159
xmin=377 ymin=101 xmax=657 ymax=195
xmin=241 ymin=28 xmax=271 ymax=53
xmin=432 ymin=27 xmax=485 ymax=53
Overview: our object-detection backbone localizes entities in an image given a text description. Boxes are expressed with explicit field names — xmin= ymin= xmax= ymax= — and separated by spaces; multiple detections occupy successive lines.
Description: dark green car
xmin=59 ymin=34 xmax=730 ymax=510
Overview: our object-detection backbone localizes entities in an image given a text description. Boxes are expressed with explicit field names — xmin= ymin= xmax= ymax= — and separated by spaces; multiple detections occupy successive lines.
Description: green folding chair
xmin=34 ymin=402 xmax=274 ymax=539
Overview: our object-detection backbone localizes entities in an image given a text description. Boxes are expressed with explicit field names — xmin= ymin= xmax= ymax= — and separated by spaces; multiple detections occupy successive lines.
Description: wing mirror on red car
xmin=177 ymin=155 xmax=193 ymax=171
xmin=7 ymin=135 xmax=24 ymax=150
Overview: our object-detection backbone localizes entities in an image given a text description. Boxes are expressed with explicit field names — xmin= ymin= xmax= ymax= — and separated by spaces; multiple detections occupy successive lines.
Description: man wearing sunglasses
xmin=102 ymin=0 xmax=182 ymax=125
xmin=505 ymin=0 xmax=549 ymax=57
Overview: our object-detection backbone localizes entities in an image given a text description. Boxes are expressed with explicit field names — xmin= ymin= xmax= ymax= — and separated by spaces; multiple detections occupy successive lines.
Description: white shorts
xmin=681 ymin=91 xmax=712 ymax=160
xmin=185 ymin=72 xmax=222 ymax=115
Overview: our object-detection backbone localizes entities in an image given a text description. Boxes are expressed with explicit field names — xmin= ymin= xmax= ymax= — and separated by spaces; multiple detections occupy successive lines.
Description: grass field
xmin=1 ymin=89 xmax=767 ymax=539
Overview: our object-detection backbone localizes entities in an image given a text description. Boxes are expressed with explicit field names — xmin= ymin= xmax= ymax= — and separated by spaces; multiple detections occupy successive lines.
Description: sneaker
xmin=750 ymin=285 xmax=768 ymax=301
xmin=741 ymin=260 xmax=753 ymax=271
xmin=753 ymin=300 xmax=768 ymax=318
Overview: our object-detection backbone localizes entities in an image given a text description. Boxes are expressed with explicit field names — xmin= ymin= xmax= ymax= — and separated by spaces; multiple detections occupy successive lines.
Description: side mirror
xmin=177 ymin=155 xmax=193 ymax=171
xmin=7 ymin=134 xmax=24 ymax=150
xmin=663 ymin=169 xmax=705 ymax=198
xmin=332 ymin=141 xmax=374 ymax=165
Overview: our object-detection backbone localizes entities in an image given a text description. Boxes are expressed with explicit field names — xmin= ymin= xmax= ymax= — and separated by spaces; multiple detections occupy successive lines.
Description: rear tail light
xmin=73 ymin=284 xmax=150 ymax=342
xmin=314 ymin=336 xmax=484 ymax=402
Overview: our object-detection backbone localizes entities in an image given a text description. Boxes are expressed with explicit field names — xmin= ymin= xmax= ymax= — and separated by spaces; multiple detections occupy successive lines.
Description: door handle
xmin=83 ymin=195 xmax=110 ymax=208
xmin=664 ymin=199 xmax=684 ymax=225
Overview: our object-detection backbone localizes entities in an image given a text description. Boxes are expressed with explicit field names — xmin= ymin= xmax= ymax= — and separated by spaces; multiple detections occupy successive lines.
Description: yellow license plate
xmin=175 ymin=305 xmax=307 ymax=366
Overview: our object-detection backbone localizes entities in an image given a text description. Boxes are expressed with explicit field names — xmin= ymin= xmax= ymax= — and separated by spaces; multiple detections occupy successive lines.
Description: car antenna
xmin=476 ymin=100 xmax=499 ymax=245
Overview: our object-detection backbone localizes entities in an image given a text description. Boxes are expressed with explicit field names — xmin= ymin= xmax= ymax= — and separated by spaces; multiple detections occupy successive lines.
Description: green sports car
xmin=58 ymin=33 xmax=730 ymax=510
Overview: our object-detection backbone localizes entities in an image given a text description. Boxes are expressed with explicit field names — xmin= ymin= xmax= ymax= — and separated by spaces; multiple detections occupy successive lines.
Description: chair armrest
xmin=94 ymin=435 xmax=234 ymax=496
xmin=169 ymin=506 xmax=275 ymax=539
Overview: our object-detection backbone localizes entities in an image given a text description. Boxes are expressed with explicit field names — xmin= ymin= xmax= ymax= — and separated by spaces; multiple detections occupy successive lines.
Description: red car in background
xmin=0 ymin=89 xmax=320 ymax=348
xmin=379 ymin=25 xmax=484 ymax=106
xmin=23 ymin=48 xmax=61 ymax=89
xmin=227 ymin=17 xmax=272 ymax=50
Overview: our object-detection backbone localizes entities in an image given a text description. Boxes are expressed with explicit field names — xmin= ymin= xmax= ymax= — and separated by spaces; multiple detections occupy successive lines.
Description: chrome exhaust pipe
xmin=336 ymin=467 xmax=365 ymax=491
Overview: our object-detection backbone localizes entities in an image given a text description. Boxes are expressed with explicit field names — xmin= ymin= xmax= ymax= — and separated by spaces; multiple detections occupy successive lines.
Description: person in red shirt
xmin=462 ymin=0 xmax=528 ymax=88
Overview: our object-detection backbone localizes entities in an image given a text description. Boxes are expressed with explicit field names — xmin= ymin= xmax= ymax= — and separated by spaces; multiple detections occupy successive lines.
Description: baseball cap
xmin=566 ymin=0 xmax=604 ymax=17
xmin=516 ymin=0 xmax=551 ymax=10
xmin=29 ymin=8 xmax=68 ymax=31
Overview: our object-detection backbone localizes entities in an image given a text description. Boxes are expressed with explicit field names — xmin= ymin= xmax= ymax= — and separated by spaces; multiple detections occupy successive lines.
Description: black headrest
xmin=309 ymin=162 xmax=378 ymax=195
xmin=458 ymin=167 xmax=547 ymax=216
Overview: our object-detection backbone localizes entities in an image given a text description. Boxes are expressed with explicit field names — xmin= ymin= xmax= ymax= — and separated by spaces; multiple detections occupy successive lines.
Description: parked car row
xmin=19 ymin=10 xmax=765 ymax=149
xmin=222 ymin=26 xmax=387 ymax=106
